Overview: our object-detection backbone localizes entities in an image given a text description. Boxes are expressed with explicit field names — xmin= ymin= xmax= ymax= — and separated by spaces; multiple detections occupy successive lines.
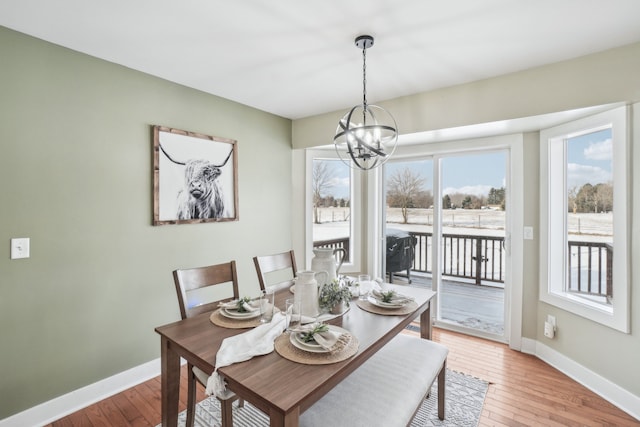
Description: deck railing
xmin=568 ymin=241 xmax=613 ymax=299
xmin=410 ymin=232 xmax=505 ymax=284
xmin=312 ymin=233 xmax=612 ymax=299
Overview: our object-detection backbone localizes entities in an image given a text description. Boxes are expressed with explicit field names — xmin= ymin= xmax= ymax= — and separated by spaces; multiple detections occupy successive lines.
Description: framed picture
xmin=153 ymin=125 xmax=238 ymax=225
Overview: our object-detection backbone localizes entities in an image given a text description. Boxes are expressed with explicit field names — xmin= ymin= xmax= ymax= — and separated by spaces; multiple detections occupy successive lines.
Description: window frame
xmin=305 ymin=148 xmax=362 ymax=274
xmin=539 ymin=106 xmax=630 ymax=333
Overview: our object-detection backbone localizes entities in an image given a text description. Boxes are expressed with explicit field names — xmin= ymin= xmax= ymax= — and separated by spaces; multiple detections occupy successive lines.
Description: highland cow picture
xmin=153 ymin=125 xmax=238 ymax=225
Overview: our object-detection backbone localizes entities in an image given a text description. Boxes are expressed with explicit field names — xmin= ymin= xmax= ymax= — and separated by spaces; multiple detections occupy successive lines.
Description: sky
xmin=317 ymin=151 xmax=508 ymax=200
xmin=318 ymin=133 xmax=612 ymax=200
xmin=566 ymin=128 xmax=612 ymax=190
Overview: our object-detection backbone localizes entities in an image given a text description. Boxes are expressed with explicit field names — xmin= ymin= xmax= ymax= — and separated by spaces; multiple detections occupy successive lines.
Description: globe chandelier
xmin=334 ymin=35 xmax=398 ymax=170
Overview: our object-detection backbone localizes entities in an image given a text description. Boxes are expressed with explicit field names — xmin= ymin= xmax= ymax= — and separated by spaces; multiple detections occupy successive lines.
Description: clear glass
xmin=312 ymin=159 xmax=351 ymax=264
xmin=259 ymin=289 xmax=275 ymax=323
xmin=383 ymin=158 xmax=434 ymax=279
xmin=565 ymin=128 xmax=613 ymax=304
xmin=285 ymin=298 xmax=301 ymax=331
xmin=438 ymin=152 xmax=506 ymax=336
xmin=357 ymin=274 xmax=371 ymax=300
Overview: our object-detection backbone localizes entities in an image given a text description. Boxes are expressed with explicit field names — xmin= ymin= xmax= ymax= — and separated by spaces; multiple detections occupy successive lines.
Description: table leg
xmin=270 ymin=406 xmax=299 ymax=427
xmin=420 ymin=301 xmax=432 ymax=340
xmin=161 ymin=336 xmax=181 ymax=427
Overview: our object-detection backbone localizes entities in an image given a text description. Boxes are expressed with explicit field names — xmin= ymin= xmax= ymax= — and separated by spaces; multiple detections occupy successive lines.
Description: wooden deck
xmin=391 ymin=272 xmax=505 ymax=336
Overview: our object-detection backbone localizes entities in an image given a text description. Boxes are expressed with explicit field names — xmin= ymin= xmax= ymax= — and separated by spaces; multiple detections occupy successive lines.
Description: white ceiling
xmin=2 ymin=0 xmax=640 ymax=121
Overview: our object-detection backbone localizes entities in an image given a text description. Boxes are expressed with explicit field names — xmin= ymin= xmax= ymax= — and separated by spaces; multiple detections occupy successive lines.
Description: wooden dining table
xmin=155 ymin=285 xmax=436 ymax=427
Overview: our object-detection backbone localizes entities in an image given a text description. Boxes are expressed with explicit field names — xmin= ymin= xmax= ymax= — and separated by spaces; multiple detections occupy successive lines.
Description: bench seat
xmin=300 ymin=334 xmax=448 ymax=427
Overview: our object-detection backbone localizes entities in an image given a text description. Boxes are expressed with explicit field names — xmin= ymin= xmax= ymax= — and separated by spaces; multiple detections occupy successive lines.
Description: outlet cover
xmin=524 ymin=226 xmax=534 ymax=240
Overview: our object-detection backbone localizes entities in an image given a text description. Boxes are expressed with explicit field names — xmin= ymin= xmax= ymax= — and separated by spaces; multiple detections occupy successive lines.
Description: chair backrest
xmin=173 ymin=261 xmax=240 ymax=319
xmin=253 ymin=250 xmax=298 ymax=292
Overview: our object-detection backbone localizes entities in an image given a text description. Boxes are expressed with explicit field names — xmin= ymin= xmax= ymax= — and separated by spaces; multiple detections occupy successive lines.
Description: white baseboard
xmin=522 ymin=337 xmax=640 ymax=421
xmin=0 ymin=358 xmax=162 ymax=427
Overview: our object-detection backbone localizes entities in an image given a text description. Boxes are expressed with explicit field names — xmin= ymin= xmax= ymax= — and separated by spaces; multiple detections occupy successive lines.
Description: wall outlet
xmin=11 ymin=237 xmax=30 ymax=259
xmin=544 ymin=315 xmax=557 ymax=339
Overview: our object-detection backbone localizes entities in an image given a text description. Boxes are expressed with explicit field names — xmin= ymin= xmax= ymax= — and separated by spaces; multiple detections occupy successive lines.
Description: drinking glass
xmin=285 ymin=298 xmax=301 ymax=331
xmin=260 ymin=288 xmax=275 ymax=323
xmin=358 ymin=274 xmax=371 ymax=300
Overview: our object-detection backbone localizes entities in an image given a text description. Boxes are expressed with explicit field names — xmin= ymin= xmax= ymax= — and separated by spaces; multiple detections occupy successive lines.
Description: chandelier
xmin=334 ymin=35 xmax=398 ymax=170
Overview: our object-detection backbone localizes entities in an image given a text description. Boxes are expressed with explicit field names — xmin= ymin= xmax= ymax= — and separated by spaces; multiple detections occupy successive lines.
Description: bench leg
xmin=437 ymin=361 xmax=446 ymax=420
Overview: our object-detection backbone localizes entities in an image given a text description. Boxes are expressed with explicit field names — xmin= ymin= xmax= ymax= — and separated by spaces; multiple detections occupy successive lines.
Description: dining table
xmin=155 ymin=284 xmax=436 ymax=427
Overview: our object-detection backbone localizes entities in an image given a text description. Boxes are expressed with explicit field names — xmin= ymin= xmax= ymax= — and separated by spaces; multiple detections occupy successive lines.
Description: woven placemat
xmin=355 ymin=299 xmax=418 ymax=315
xmin=210 ymin=307 xmax=281 ymax=329
xmin=274 ymin=331 xmax=359 ymax=365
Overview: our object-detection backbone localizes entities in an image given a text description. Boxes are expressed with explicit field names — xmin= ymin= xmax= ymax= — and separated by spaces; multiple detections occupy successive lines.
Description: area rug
xmin=158 ymin=369 xmax=488 ymax=427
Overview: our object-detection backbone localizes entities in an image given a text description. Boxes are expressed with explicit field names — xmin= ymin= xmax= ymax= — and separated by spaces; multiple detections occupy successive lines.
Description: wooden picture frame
xmin=153 ymin=125 xmax=238 ymax=225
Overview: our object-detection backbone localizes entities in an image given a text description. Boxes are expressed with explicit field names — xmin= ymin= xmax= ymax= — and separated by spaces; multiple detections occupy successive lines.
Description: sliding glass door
xmin=382 ymin=137 xmax=520 ymax=343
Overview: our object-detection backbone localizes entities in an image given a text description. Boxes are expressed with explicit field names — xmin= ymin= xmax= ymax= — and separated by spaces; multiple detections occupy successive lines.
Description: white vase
xmin=310 ymin=247 xmax=346 ymax=282
xmin=294 ymin=270 xmax=328 ymax=318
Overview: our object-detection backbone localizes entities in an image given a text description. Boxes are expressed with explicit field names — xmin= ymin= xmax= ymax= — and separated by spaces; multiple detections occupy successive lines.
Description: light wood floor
xmin=46 ymin=327 xmax=639 ymax=427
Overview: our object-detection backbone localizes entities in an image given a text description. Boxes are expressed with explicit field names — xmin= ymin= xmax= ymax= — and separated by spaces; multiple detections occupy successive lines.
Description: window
xmin=540 ymin=107 xmax=629 ymax=332
xmin=306 ymin=149 xmax=362 ymax=273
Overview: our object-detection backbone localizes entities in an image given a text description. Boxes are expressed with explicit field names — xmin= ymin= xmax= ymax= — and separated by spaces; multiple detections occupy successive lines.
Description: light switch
xmin=11 ymin=238 xmax=30 ymax=259
xmin=523 ymin=226 xmax=534 ymax=240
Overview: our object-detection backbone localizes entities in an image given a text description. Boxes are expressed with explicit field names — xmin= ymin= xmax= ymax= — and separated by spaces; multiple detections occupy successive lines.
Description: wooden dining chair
xmin=253 ymin=249 xmax=298 ymax=292
xmin=172 ymin=261 xmax=243 ymax=427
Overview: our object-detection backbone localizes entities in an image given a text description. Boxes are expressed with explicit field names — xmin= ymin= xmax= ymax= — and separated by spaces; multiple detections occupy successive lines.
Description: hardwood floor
xmin=46 ymin=327 xmax=639 ymax=427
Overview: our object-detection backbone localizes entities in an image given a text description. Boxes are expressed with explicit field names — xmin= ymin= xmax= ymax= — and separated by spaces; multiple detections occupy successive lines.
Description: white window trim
xmin=539 ymin=106 xmax=630 ymax=333
xmin=305 ymin=148 xmax=362 ymax=274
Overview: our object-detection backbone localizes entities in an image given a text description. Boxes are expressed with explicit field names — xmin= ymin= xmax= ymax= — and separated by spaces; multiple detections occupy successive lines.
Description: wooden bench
xmin=300 ymin=334 xmax=448 ymax=427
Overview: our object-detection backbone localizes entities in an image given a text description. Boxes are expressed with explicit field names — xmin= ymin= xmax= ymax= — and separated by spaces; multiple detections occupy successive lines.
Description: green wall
xmin=0 ymin=27 xmax=292 ymax=418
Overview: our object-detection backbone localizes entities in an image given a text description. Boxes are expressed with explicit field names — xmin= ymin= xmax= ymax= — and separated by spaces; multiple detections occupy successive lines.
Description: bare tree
xmin=386 ymin=167 xmax=426 ymax=223
xmin=312 ymin=160 xmax=335 ymax=224
xmin=595 ymin=182 xmax=613 ymax=213
xmin=568 ymin=186 xmax=578 ymax=214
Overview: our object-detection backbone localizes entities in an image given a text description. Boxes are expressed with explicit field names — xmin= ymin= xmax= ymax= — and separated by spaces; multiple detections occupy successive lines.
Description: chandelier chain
xmin=362 ymin=45 xmax=367 ymax=110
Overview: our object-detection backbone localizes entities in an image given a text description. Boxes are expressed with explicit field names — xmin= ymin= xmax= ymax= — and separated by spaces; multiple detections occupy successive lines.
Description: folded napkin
xmin=218 ymin=298 xmax=259 ymax=312
xmin=290 ymin=323 xmax=351 ymax=353
xmin=206 ymin=312 xmax=286 ymax=398
xmin=370 ymin=289 xmax=414 ymax=306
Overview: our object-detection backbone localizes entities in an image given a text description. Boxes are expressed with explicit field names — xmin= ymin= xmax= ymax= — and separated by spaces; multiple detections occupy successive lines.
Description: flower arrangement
xmin=318 ymin=279 xmax=353 ymax=312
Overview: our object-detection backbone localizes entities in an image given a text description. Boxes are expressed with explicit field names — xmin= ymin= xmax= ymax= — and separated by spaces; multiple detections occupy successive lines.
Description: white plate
xmin=368 ymin=296 xmax=406 ymax=309
xmin=220 ymin=307 xmax=261 ymax=319
xmin=289 ymin=285 xmax=296 ymax=293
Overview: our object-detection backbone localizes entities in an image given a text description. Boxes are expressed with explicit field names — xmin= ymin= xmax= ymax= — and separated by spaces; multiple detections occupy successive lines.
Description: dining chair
xmin=253 ymin=249 xmax=298 ymax=292
xmin=172 ymin=261 xmax=243 ymax=427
